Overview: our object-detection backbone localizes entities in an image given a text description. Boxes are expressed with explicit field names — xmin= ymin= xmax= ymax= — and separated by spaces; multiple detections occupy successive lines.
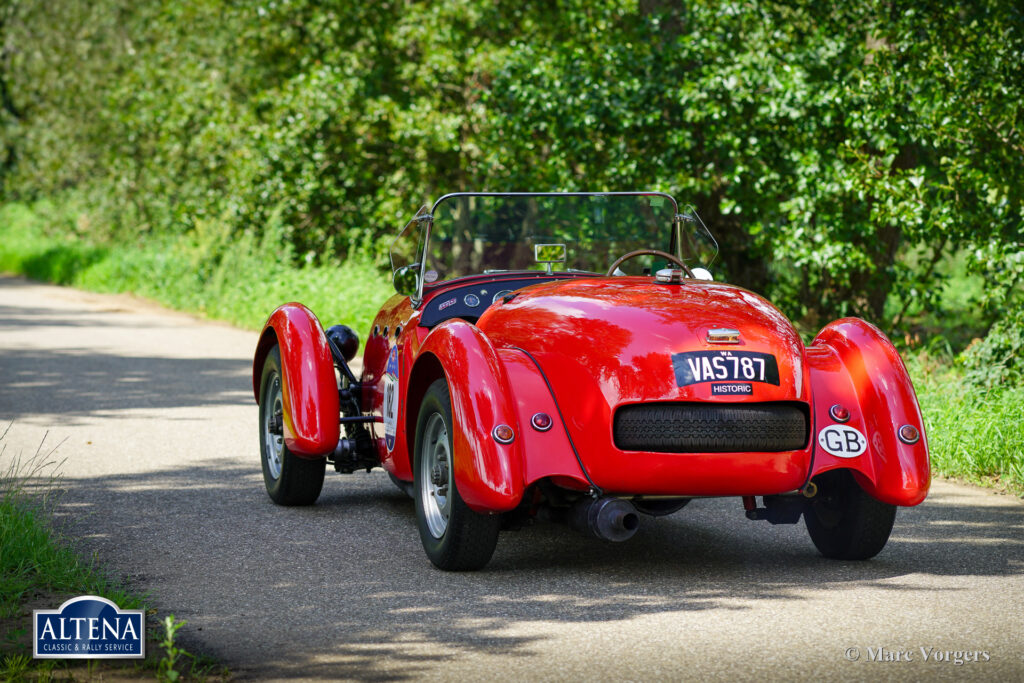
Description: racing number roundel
xmin=817 ymin=424 xmax=867 ymax=458
xmin=383 ymin=346 xmax=399 ymax=452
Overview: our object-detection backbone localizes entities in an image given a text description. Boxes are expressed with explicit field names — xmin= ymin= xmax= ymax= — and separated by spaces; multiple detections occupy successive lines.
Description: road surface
xmin=1 ymin=274 xmax=1022 ymax=681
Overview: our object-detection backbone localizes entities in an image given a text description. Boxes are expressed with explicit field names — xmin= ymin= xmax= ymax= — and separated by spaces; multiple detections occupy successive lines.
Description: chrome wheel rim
xmin=420 ymin=412 xmax=452 ymax=539
xmin=263 ymin=374 xmax=284 ymax=480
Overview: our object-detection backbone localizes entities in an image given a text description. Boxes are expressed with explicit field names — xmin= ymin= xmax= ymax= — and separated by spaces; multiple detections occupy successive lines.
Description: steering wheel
xmin=606 ymin=249 xmax=695 ymax=278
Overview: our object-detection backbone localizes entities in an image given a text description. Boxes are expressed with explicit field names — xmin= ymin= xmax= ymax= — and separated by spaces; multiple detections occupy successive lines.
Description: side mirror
xmin=393 ymin=264 xmax=419 ymax=296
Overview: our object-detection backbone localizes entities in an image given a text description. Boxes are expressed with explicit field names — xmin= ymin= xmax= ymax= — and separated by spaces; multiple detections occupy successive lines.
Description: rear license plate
xmin=672 ymin=351 xmax=780 ymax=387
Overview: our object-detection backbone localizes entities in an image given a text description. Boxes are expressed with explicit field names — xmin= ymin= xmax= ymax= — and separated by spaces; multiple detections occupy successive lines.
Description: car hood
xmin=478 ymin=277 xmax=809 ymax=409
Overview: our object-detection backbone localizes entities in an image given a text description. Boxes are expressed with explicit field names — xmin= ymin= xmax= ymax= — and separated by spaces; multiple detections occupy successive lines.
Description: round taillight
xmin=492 ymin=424 xmax=515 ymax=444
xmin=829 ymin=404 xmax=851 ymax=423
xmin=530 ymin=412 xmax=553 ymax=432
xmin=898 ymin=424 xmax=920 ymax=445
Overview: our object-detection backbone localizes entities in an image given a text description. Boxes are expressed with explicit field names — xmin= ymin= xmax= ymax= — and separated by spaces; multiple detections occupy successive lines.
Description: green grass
xmin=0 ymin=202 xmax=393 ymax=340
xmin=0 ymin=429 xmax=141 ymax=621
xmin=910 ymin=356 xmax=1024 ymax=495
xmin=0 ymin=427 xmax=142 ymax=678
xmin=0 ymin=427 xmax=228 ymax=680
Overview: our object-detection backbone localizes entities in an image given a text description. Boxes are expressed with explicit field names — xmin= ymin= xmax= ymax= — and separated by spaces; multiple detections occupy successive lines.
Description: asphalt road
xmin=2 ymin=273 xmax=1023 ymax=682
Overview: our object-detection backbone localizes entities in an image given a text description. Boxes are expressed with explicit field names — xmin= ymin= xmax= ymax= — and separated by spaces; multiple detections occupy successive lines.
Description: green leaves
xmin=1 ymin=0 xmax=1021 ymax=339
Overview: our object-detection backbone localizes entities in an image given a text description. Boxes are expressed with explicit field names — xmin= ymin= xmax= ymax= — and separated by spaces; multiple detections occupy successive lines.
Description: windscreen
xmin=425 ymin=193 xmax=683 ymax=281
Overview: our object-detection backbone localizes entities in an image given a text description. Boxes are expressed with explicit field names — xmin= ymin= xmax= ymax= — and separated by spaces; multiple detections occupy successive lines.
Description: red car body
xmin=253 ymin=192 xmax=930 ymax=570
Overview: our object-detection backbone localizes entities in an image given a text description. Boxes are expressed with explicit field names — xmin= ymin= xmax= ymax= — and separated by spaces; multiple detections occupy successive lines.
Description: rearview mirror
xmin=534 ymin=243 xmax=566 ymax=274
xmin=534 ymin=243 xmax=567 ymax=264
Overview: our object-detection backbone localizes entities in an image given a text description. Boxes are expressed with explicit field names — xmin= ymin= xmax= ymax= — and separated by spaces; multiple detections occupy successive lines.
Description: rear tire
xmin=259 ymin=345 xmax=326 ymax=505
xmin=804 ymin=469 xmax=896 ymax=560
xmin=414 ymin=378 xmax=500 ymax=570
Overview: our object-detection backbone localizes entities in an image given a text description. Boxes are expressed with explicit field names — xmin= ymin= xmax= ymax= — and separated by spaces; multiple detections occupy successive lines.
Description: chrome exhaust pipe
xmin=568 ymin=497 xmax=640 ymax=542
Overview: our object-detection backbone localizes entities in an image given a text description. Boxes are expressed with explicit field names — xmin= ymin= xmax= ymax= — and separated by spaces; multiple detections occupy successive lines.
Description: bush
xmin=4 ymin=1 xmax=1023 ymax=333
xmin=960 ymin=304 xmax=1024 ymax=389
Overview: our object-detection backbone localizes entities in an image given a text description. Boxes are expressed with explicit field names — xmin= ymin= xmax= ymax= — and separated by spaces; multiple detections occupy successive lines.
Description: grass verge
xmin=0 ymin=427 xmax=227 ymax=680
xmin=0 ymin=201 xmax=393 ymax=339
xmin=0 ymin=428 xmax=140 ymax=622
xmin=909 ymin=356 xmax=1024 ymax=496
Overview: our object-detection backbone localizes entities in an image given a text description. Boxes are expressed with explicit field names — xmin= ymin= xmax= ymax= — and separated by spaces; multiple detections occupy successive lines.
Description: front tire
xmin=804 ymin=469 xmax=896 ymax=560
xmin=259 ymin=345 xmax=326 ymax=505
xmin=414 ymin=379 xmax=500 ymax=570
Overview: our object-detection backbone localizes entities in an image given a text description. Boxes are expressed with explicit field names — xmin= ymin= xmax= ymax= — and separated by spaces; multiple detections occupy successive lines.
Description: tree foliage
xmin=1 ymin=0 xmax=1021 ymax=335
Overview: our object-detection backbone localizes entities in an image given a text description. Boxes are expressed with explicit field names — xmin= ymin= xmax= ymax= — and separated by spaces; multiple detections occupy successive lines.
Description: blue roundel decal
xmin=383 ymin=346 xmax=399 ymax=452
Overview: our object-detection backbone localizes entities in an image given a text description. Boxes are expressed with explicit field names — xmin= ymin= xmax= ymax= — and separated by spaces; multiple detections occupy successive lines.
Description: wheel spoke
xmin=262 ymin=373 xmax=284 ymax=480
xmin=420 ymin=413 xmax=453 ymax=539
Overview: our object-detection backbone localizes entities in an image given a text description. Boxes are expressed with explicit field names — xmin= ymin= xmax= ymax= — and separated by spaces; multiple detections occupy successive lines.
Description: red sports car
xmin=253 ymin=192 xmax=930 ymax=570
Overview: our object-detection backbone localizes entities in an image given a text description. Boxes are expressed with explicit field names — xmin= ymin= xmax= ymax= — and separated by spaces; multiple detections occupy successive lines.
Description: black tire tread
xmin=805 ymin=469 xmax=896 ymax=560
xmin=414 ymin=379 xmax=500 ymax=571
xmin=273 ymin=452 xmax=326 ymax=506
xmin=260 ymin=345 xmax=326 ymax=506
xmin=432 ymin=500 xmax=503 ymax=571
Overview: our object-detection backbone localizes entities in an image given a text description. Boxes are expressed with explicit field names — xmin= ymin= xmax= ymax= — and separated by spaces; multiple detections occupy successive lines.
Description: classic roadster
xmin=253 ymin=192 xmax=930 ymax=570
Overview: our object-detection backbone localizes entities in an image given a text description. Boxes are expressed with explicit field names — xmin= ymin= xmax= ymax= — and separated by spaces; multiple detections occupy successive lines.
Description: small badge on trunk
xmin=711 ymin=382 xmax=753 ymax=395
xmin=707 ymin=328 xmax=740 ymax=344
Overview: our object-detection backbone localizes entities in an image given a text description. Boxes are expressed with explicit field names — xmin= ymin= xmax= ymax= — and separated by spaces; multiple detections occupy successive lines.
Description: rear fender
xmin=495 ymin=348 xmax=591 ymax=492
xmin=253 ymin=303 xmax=339 ymax=458
xmin=409 ymin=321 xmax=524 ymax=512
xmin=807 ymin=318 xmax=929 ymax=506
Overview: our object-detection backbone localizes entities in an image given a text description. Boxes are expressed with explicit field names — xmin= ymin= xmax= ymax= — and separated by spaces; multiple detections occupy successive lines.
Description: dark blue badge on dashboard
xmin=34 ymin=596 xmax=145 ymax=659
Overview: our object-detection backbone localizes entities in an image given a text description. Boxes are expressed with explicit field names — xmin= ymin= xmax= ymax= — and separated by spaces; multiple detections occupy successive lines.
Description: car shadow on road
xmin=51 ymin=461 xmax=1024 ymax=680
xmin=0 ymin=347 xmax=251 ymax=421
xmin=0 ymin=302 xmax=170 ymax=330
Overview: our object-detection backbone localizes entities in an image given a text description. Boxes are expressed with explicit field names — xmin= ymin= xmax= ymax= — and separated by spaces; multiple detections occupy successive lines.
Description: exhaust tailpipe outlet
xmin=569 ymin=497 xmax=640 ymax=542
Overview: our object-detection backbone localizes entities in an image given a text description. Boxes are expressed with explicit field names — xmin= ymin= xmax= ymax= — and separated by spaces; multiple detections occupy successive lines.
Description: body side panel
xmin=496 ymin=348 xmax=590 ymax=490
xmin=361 ymin=295 xmax=421 ymax=481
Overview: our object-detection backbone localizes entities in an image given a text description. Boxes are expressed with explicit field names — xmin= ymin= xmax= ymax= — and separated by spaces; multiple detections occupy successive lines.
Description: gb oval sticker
xmin=817 ymin=424 xmax=867 ymax=458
